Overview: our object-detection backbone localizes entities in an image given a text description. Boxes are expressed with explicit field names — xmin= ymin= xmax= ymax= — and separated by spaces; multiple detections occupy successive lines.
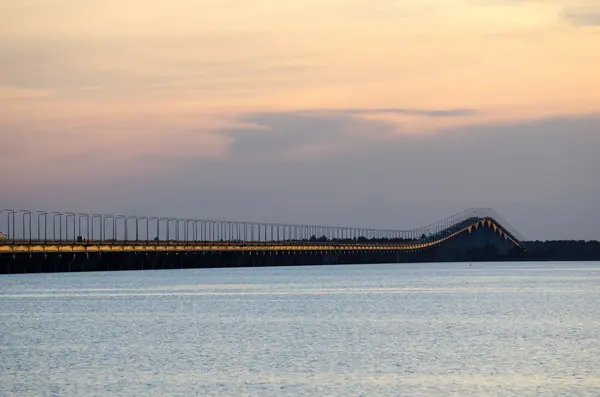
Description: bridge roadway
xmin=0 ymin=217 xmax=522 ymax=254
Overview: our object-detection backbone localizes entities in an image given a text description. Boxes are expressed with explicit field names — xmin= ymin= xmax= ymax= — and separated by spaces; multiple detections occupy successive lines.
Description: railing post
xmin=78 ymin=213 xmax=90 ymax=241
xmin=50 ymin=212 xmax=62 ymax=242
xmin=19 ymin=210 xmax=32 ymax=243
xmin=65 ymin=212 xmax=76 ymax=241
xmin=36 ymin=211 xmax=47 ymax=243
xmin=91 ymin=214 xmax=102 ymax=242
xmin=135 ymin=216 xmax=146 ymax=242
xmin=158 ymin=218 xmax=168 ymax=241
xmin=115 ymin=215 xmax=126 ymax=242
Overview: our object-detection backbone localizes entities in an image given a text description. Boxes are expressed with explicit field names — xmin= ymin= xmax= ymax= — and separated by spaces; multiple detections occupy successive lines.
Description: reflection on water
xmin=1 ymin=262 xmax=600 ymax=396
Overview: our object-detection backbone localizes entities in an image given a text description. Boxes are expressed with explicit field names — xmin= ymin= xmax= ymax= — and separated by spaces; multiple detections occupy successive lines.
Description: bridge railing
xmin=0 ymin=207 xmax=523 ymax=245
xmin=478 ymin=207 xmax=525 ymax=242
xmin=410 ymin=207 xmax=524 ymax=243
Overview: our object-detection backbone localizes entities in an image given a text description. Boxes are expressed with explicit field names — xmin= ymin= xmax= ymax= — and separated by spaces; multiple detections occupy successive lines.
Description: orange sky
xmin=2 ymin=0 xmax=599 ymax=120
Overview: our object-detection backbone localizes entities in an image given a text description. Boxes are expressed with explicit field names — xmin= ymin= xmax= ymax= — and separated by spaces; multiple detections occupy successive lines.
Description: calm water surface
xmin=1 ymin=262 xmax=600 ymax=396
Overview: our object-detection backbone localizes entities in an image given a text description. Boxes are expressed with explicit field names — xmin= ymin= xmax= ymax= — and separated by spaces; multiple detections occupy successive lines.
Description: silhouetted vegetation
xmin=460 ymin=240 xmax=600 ymax=262
xmin=511 ymin=240 xmax=600 ymax=261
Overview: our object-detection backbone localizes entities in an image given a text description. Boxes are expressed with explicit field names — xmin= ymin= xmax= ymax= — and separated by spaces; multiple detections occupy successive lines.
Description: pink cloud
xmin=0 ymin=86 xmax=50 ymax=100
xmin=1 ymin=112 xmax=234 ymax=189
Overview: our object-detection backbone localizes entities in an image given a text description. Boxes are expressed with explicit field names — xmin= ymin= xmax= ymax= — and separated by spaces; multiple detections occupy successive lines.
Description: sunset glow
xmin=2 ymin=0 xmax=599 ymax=239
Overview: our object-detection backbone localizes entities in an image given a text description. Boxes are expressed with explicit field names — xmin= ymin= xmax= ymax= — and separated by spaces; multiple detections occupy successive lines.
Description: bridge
xmin=0 ymin=208 xmax=524 ymax=274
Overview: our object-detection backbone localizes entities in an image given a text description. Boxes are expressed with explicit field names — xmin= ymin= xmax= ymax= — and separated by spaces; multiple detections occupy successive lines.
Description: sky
xmin=1 ymin=0 xmax=599 ymax=240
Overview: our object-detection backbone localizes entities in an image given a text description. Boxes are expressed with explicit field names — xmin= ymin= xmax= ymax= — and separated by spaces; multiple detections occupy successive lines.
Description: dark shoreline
xmin=479 ymin=240 xmax=600 ymax=262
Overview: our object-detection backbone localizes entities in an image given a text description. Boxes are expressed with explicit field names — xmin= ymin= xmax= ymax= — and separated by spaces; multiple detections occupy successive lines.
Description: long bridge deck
xmin=0 ymin=217 xmax=522 ymax=254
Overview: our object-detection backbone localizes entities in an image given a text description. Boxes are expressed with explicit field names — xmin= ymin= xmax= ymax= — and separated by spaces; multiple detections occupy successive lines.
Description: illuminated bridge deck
xmin=0 ymin=217 xmax=522 ymax=254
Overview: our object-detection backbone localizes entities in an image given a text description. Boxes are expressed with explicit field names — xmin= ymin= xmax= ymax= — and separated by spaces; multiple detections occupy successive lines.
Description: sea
xmin=1 ymin=262 xmax=599 ymax=396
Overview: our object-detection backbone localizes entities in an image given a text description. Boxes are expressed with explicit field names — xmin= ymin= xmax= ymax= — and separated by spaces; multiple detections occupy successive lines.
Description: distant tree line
xmin=514 ymin=240 xmax=600 ymax=261
xmin=460 ymin=240 xmax=600 ymax=262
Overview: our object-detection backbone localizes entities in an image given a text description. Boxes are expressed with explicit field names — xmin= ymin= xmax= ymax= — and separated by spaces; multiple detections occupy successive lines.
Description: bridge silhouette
xmin=0 ymin=208 xmax=524 ymax=273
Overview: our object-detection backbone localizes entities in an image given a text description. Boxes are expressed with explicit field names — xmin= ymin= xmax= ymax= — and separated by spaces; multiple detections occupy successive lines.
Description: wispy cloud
xmin=327 ymin=108 xmax=479 ymax=117
xmin=0 ymin=85 xmax=50 ymax=100
xmin=220 ymin=108 xmax=479 ymax=160
xmin=2 ymin=108 xmax=599 ymax=239
xmin=0 ymin=112 xmax=233 ymax=189
xmin=562 ymin=7 xmax=600 ymax=26
xmin=219 ymin=112 xmax=376 ymax=161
